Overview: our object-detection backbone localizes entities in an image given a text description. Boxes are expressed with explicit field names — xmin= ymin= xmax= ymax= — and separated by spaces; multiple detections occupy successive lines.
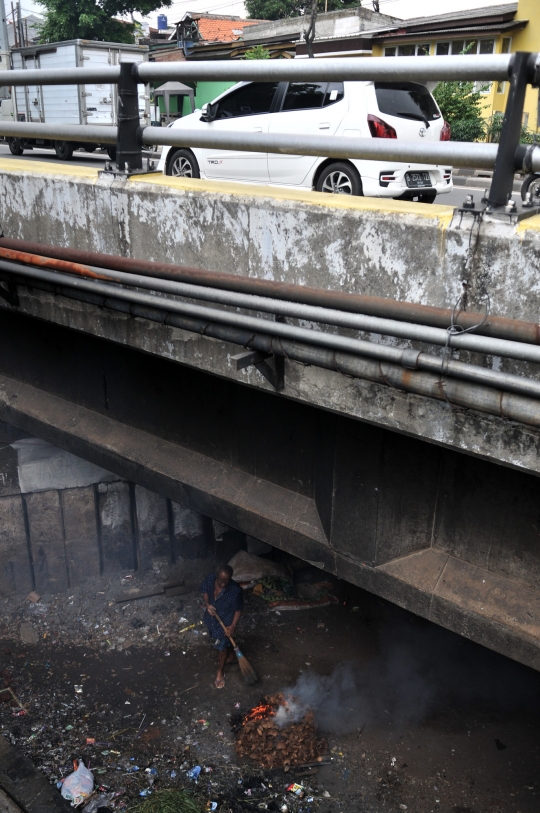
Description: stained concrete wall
xmin=1 ymin=161 xmax=540 ymax=478
xmin=0 ymin=428 xmax=232 ymax=597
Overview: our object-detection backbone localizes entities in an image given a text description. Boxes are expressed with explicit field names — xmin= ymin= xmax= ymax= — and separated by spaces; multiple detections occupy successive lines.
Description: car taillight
xmin=367 ymin=114 xmax=397 ymax=139
xmin=440 ymin=120 xmax=451 ymax=141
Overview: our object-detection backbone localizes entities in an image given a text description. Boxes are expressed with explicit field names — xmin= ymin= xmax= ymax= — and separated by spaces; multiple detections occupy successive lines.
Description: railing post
xmin=487 ymin=52 xmax=532 ymax=210
xmin=115 ymin=61 xmax=143 ymax=172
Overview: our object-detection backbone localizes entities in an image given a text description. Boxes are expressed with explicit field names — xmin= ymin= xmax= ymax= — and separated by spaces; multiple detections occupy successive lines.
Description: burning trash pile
xmin=233 ymin=694 xmax=327 ymax=770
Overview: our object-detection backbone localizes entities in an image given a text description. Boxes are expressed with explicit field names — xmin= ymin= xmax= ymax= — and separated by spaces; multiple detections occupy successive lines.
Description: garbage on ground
xmin=82 ymin=790 xmax=123 ymax=812
xmin=27 ymin=591 xmax=40 ymax=603
xmin=61 ymin=760 xmax=95 ymax=805
xmin=186 ymin=765 xmax=201 ymax=780
xmin=229 ymin=552 xmax=338 ymax=611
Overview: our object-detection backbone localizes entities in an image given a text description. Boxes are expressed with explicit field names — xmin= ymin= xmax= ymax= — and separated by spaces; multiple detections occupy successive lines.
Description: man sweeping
xmin=201 ymin=564 xmax=243 ymax=689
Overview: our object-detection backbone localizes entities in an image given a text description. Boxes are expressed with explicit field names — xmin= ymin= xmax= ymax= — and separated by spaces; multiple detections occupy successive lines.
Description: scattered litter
xmin=61 ymin=760 xmax=94 ymax=805
xmin=186 ymin=766 xmax=201 ymax=781
xmin=286 ymin=783 xmax=305 ymax=797
xmin=207 ymin=803 xmax=218 ymax=812
xmin=27 ymin=591 xmax=40 ymax=603
xmin=74 ymin=685 xmax=83 ymax=695
xmin=82 ymin=791 xmax=122 ymax=812
xmin=0 ymin=686 xmax=25 ymax=710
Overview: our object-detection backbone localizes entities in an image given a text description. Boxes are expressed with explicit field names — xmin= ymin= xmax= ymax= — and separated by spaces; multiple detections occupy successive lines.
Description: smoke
xmin=275 ymin=664 xmax=358 ymax=731
xmin=274 ymin=615 xmax=540 ymax=735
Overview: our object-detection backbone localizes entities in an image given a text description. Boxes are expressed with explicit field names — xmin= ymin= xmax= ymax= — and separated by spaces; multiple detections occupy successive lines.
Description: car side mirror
xmin=200 ymin=102 xmax=217 ymax=123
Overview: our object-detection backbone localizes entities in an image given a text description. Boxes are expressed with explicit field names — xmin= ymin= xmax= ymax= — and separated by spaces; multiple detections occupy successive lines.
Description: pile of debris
xmin=234 ymin=694 xmax=327 ymax=770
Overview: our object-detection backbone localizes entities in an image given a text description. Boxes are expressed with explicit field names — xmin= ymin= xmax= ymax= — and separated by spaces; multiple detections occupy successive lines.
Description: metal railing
xmin=0 ymin=52 xmax=539 ymax=210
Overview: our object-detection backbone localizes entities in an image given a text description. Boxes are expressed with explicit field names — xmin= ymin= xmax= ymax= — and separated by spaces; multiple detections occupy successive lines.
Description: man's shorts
xmin=214 ymin=636 xmax=232 ymax=651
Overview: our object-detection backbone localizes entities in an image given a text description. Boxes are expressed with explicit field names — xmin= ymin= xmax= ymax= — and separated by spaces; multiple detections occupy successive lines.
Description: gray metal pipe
xmin=136 ymin=54 xmax=514 ymax=84
xmin=0 ymin=118 xmax=536 ymax=173
xmin=3 ymin=258 xmax=540 ymax=401
xmin=0 ymin=66 xmax=121 ymax=86
xmin=17 ymin=275 xmax=540 ymax=430
xmin=141 ymin=125 xmax=503 ymax=170
xmin=0 ymin=121 xmax=117 ymax=144
xmin=37 ymin=257 xmax=540 ymax=366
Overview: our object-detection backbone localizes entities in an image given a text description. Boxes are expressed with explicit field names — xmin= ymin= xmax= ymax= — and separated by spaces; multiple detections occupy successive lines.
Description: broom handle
xmin=214 ymin=609 xmax=238 ymax=648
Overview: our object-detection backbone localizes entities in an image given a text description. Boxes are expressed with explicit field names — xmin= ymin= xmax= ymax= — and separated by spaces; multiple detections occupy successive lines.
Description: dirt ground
xmin=0 ymin=555 xmax=539 ymax=813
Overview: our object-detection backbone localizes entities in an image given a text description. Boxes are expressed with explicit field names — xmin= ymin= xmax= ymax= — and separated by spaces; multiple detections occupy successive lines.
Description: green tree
xmin=432 ymin=80 xmax=487 ymax=142
xmin=244 ymin=44 xmax=271 ymax=59
xmin=246 ymin=0 xmax=358 ymax=22
xmin=37 ymin=0 xmax=171 ymax=44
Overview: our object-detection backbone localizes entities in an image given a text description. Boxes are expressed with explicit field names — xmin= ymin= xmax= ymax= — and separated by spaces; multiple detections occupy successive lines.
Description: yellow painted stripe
xmin=0 ymin=156 xmax=99 ymax=179
xmin=129 ymin=172 xmax=456 ymax=222
xmin=516 ymin=213 xmax=540 ymax=234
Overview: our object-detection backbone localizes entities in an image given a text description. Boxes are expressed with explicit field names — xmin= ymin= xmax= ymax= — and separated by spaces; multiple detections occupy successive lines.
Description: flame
xmin=243 ymin=703 xmax=275 ymax=724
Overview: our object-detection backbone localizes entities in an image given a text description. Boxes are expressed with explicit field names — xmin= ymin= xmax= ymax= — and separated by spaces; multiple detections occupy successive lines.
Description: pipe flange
xmin=401 ymin=349 xmax=421 ymax=370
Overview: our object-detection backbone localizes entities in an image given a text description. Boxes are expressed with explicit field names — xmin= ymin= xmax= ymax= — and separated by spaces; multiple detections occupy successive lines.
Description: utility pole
xmin=304 ymin=0 xmax=317 ymax=58
xmin=0 ymin=0 xmax=10 ymax=99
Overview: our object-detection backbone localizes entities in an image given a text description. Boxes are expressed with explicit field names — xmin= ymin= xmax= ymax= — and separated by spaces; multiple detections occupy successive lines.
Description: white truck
xmin=6 ymin=39 xmax=150 ymax=160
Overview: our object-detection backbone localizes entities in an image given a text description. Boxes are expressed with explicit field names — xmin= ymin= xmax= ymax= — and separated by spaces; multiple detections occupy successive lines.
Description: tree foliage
xmin=245 ymin=0 xmax=358 ymax=22
xmin=244 ymin=44 xmax=271 ymax=59
xmin=432 ymin=80 xmax=487 ymax=142
xmin=37 ymin=0 xmax=171 ymax=44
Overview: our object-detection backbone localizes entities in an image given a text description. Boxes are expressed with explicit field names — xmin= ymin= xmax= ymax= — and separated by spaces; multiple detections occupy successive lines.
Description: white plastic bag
xmin=61 ymin=760 xmax=94 ymax=806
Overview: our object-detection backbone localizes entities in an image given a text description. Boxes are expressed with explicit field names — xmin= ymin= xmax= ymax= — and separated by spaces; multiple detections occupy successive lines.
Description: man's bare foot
xmin=214 ymin=675 xmax=225 ymax=689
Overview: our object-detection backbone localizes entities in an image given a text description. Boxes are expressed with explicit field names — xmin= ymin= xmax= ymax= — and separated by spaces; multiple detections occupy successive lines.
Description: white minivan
xmin=157 ymin=80 xmax=453 ymax=202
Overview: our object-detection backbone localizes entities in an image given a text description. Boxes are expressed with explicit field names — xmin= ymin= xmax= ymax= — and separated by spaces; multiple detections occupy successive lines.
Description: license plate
xmin=405 ymin=171 xmax=432 ymax=189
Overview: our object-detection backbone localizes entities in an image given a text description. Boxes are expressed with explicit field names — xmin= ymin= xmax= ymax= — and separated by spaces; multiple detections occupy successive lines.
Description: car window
xmin=215 ymin=83 xmax=279 ymax=119
xmin=374 ymin=82 xmax=441 ymax=123
xmin=281 ymin=82 xmax=344 ymax=112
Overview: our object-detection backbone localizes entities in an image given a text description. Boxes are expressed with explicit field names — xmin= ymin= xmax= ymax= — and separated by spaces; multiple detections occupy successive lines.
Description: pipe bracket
xmin=231 ymin=350 xmax=284 ymax=391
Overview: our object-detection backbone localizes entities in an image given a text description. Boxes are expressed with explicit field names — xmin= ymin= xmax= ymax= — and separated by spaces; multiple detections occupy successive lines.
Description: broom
xmin=214 ymin=610 xmax=258 ymax=685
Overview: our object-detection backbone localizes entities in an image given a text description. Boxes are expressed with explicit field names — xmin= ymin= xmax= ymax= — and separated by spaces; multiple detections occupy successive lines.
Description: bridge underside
xmin=1 ymin=309 xmax=540 ymax=670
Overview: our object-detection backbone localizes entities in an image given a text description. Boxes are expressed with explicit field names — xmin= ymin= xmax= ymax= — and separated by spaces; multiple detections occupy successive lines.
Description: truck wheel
xmin=54 ymin=140 xmax=74 ymax=160
xmin=8 ymin=138 xmax=24 ymax=156
xmin=106 ymin=146 xmax=116 ymax=162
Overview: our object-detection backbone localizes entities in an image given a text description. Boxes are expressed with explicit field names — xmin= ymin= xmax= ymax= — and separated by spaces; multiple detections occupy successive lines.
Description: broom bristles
xmin=234 ymin=645 xmax=258 ymax=684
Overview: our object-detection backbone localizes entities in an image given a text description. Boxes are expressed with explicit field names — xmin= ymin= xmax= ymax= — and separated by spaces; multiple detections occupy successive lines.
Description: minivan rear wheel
xmin=316 ymin=162 xmax=362 ymax=196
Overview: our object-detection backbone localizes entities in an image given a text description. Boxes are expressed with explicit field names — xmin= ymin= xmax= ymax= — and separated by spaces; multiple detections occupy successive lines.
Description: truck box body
xmin=11 ymin=40 xmax=149 ymax=128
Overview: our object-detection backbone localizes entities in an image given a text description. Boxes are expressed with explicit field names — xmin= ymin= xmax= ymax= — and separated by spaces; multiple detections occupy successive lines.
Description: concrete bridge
xmin=2 ymin=157 xmax=540 ymax=671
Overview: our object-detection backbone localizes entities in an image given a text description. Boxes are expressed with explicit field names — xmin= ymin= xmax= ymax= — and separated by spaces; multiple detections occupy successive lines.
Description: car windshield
xmin=374 ymin=82 xmax=441 ymax=124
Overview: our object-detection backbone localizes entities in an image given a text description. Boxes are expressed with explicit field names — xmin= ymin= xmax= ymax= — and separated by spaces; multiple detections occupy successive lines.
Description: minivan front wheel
xmin=167 ymin=149 xmax=200 ymax=179
xmin=316 ymin=162 xmax=362 ymax=196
